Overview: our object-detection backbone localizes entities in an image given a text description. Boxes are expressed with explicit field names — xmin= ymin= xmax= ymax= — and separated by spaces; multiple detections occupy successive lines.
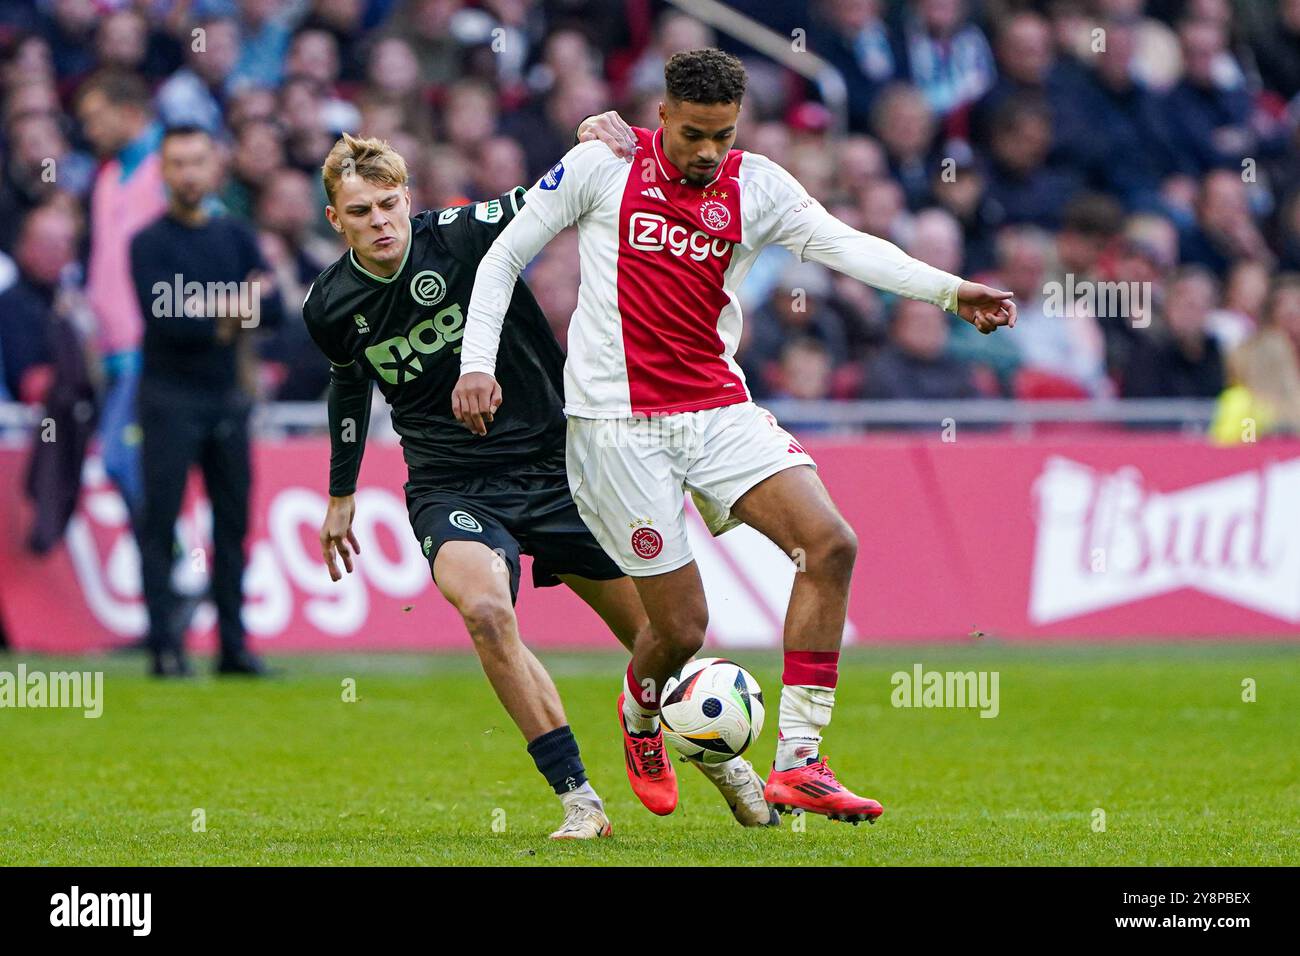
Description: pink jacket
xmin=85 ymin=149 xmax=167 ymax=357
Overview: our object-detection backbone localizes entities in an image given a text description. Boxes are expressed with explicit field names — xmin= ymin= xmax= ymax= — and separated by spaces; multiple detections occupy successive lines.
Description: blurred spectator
xmin=94 ymin=8 xmax=149 ymax=75
xmin=858 ymin=176 xmax=909 ymax=245
xmin=1055 ymin=194 xmax=1125 ymax=281
xmin=40 ymin=0 xmax=100 ymax=81
xmin=832 ymin=134 xmax=888 ymax=199
xmin=984 ymin=95 xmax=1083 ymax=230
xmin=156 ymin=15 xmax=242 ymax=133
xmin=1211 ymin=277 xmax=1300 ymax=443
xmin=1208 ymin=259 xmax=1270 ymax=352
xmin=220 ymin=118 xmax=286 ymax=221
xmin=1268 ymin=271 xmax=1300 ymax=363
xmin=0 ymin=109 xmax=94 ymax=252
xmin=1179 ymin=169 xmax=1272 ymax=278
xmin=627 ymin=10 xmax=715 ymax=99
xmin=1123 ymin=266 xmax=1225 ymax=398
xmin=1164 ymin=18 xmax=1256 ymax=177
xmin=384 ymin=0 xmax=472 ymax=88
xmin=299 ymin=0 xmax=370 ymax=85
xmin=254 ymin=168 xmax=338 ymax=400
xmin=870 ymin=83 xmax=938 ymax=210
xmin=809 ymin=0 xmax=898 ymax=132
xmin=1071 ymin=17 xmax=1181 ymax=207
xmin=358 ymin=35 xmax=434 ymax=141
xmin=279 ymin=75 xmax=339 ymax=172
xmin=864 ymin=299 xmax=979 ymax=400
xmin=929 ymin=154 xmax=997 ymax=270
xmin=15 ymin=204 xmax=97 ymax=555
xmin=996 ymin=225 xmax=1109 ymax=397
xmin=473 ymin=135 xmax=528 ymax=199
xmin=503 ymin=73 xmax=609 ymax=179
xmin=1093 ymin=215 xmax=1176 ymax=376
xmin=905 ymin=206 xmax=965 ymax=276
xmin=746 ymin=261 xmax=850 ymax=397
xmin=527 ymin=28 xmax=600 ymax=99
xmin=970 ymin=11 xmax=1091 ymax=163
xmin=229 ymin=0 xmax=295 ymax=90
xmin=897 ymin=0 xmax=996 ymax=120
xmin=1247 ymin=0 xmax=1300 ymax=101
xmin=77 ymin=69 xmax=167 ymax=523
xmin=771 ymin=337 xmax=835 ymax=401
xmin=0 ymin=204 xmax=81 ymax=403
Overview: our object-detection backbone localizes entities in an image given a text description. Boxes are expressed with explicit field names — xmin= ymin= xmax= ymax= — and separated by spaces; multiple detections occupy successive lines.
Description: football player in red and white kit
xmin=455 ymin=50 xmax=1015 ymax=825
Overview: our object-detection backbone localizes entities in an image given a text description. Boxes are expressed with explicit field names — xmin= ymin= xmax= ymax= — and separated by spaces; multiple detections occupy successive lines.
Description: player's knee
xmin=459 ymin=597 xmax=518 ymax=649
xmin=659 ymin=607 xmax=707 ymax=659
xmin=808 ymin=521 xmax=857 ymax=580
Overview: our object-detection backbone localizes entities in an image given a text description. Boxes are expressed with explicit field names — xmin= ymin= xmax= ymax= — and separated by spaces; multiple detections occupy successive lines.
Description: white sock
xmin=559 ymin=781 xmax=601 ymax=809
xmin=622 ymin=671 xmax=660 ymax=734
xmin=774 ymin=684 xmax=835 ymax=771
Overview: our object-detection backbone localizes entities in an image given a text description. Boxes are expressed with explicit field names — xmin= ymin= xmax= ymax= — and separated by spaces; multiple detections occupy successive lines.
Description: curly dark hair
xmin=664 ymin=48 xmax=747 ymax=105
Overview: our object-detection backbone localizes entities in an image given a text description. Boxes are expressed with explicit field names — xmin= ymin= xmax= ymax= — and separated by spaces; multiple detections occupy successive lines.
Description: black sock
xmin=526 ymin=725 xmax=588 ymax=795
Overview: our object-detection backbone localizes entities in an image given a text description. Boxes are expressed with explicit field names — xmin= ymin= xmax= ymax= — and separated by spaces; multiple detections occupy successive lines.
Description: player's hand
xmin=578 ymin=111 xmax=638 ymax=161
xmin=956 ymin=281 xmax=1017 ymax=335
xmin=320 ymin=494 xmax=361 ymax=582
xmin=452 ymin=371 xmax=502 ymax=436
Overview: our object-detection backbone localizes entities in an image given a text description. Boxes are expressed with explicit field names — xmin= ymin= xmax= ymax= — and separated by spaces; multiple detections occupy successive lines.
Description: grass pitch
xmin=1 ymin=644 xmax=1296 ymax=866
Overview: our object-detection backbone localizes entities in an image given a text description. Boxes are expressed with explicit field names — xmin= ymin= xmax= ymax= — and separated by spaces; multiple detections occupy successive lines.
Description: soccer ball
xmin=659 ymin=658 xmax=765 ymax=765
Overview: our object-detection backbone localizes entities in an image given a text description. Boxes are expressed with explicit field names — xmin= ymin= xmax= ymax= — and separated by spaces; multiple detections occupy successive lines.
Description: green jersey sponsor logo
xmin=364 ymin=303 xmax=466 ymax=384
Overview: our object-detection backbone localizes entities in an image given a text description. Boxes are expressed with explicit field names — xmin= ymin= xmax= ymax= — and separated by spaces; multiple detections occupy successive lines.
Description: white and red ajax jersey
xmin=462 ymin=126 xmax=963 ymax=419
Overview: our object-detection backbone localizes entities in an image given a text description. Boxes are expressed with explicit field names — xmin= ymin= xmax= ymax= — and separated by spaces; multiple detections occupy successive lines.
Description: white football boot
xmin=690 ymin=756 xmax=780 ymax=827
xmin=549 ymin=799 xmax=613 ymax=840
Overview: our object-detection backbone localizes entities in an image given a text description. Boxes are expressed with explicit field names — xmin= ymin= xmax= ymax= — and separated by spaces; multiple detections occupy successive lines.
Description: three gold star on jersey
xmin=700 ymin=189 xmax=728 ymax=199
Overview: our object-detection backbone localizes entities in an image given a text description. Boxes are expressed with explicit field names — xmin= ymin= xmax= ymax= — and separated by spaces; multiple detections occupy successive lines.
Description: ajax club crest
xmin=699 ymin=200 xmax=730 ymax=233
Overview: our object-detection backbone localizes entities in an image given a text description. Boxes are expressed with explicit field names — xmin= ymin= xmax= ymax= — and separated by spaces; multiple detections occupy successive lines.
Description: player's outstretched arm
xmin=752 ymin=154 xmax=1016 ymax=334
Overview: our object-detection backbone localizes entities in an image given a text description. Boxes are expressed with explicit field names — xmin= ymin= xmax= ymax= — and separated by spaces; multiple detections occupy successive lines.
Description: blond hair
xmin=321 ymin=132 xmax=409 ymax=204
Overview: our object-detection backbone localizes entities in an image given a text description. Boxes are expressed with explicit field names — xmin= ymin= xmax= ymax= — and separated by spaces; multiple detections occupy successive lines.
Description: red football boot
xmin=764 ymin=757 xmax=884 ymax=825
xmin=617 ymin=693 xmax=678 ymax=815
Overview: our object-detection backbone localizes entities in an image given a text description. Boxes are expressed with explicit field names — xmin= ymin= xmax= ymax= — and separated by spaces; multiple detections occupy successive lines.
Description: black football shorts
xmin=405 ymin=459 xmax=623 ymax=603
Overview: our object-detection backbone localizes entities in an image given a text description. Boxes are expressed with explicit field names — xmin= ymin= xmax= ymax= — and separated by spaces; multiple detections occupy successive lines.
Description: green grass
xmin=1 ymin=644 xmax=1296 ymax=866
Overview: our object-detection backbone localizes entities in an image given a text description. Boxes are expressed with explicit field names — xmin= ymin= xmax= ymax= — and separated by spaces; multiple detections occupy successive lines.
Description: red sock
xmin=625 ymin=660 xmax=660 ymax=712
xmin=782 ymin=650 xmax=839 ymax=688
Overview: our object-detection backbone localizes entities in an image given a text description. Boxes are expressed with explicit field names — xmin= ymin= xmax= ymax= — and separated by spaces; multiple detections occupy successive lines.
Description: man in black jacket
xmin=129 ymin=124 xmax=282 ymax=677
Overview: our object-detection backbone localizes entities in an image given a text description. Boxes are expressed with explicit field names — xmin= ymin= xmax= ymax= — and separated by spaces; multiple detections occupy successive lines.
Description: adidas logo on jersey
xmin=641 ymin=186 xmax=667 ymax=201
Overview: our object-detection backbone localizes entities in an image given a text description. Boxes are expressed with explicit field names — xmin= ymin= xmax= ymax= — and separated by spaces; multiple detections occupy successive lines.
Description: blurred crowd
xmin=2 ymin=0 xmax=1300 ymax=436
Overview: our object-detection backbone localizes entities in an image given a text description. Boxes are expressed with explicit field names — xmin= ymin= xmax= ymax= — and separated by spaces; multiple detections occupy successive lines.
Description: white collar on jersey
xmin=651 ymin=126 xmax=728 ymax=190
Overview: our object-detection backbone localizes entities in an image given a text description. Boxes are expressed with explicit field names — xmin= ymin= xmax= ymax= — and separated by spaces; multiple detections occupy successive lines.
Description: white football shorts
xmin=565 ymin=401 xmax=816 ymax=576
